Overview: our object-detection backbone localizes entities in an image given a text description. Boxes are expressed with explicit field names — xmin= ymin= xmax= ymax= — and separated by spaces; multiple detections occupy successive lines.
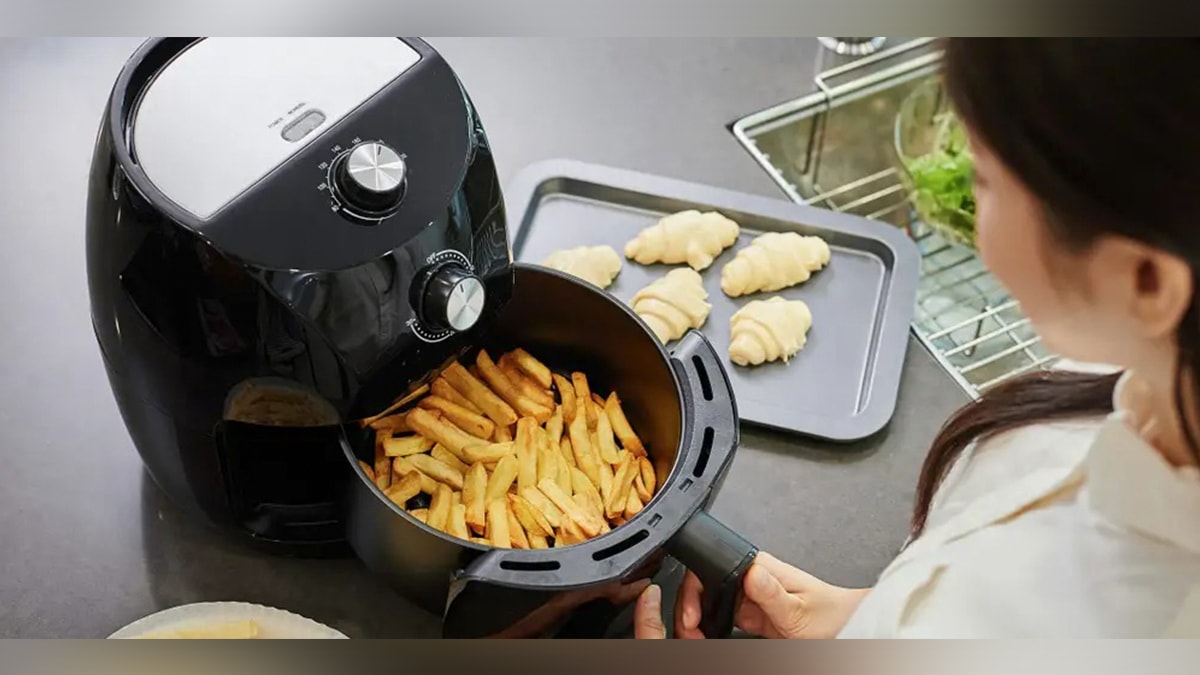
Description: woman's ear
xmin=1093 ymin=236 xmax=1193 ymax=341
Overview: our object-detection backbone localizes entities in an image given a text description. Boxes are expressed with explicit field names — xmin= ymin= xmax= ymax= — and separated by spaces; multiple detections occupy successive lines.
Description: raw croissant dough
xmin=541 ymin=245 xmax=623 ymax=289
xmin=728 ymin=297 xmax=813 ymax=367
xmin=630 ymin=268 xmax=712 ymax=344
xmin=720 ymin=232 xmax=831 ymax=298
xmin=624 ymin=210 xmax=740 ymax=271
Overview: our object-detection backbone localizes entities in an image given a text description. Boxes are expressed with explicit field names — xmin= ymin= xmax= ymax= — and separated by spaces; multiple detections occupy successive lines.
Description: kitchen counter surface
xmin=0 ymin=38 xmax=970 ymax=638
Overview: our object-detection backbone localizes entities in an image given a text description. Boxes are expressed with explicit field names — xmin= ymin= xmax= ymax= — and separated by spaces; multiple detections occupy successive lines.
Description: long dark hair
xmin=912 ymin=39 xmax=1200 ymax=536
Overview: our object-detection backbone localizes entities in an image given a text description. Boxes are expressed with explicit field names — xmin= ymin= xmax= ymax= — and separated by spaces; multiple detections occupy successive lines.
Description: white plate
xmin=107 ymin=602 xmax=349 ymax=639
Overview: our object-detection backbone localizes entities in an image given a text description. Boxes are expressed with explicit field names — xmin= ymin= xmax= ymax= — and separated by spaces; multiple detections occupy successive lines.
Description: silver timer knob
xmin=417 ymin=264 xmax=487 ymax=333
xmin=333 ymin=141 xmax=407 ymax=215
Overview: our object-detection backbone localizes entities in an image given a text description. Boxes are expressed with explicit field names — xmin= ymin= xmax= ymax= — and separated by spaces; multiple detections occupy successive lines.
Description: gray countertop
xmin=0 ymin=37 xmax=969 ymax=638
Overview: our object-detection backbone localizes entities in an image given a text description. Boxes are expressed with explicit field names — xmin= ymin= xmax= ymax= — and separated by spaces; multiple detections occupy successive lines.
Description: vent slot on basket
xmin=692 ymin=427 xmax=714 ymax=478
xmin=499 ymin=559 xmax=561 ymax=572
xmin=691 ymin=355 xmax=714 ymax=401
xmin=592 ymin=529 xmax=649 ymax=561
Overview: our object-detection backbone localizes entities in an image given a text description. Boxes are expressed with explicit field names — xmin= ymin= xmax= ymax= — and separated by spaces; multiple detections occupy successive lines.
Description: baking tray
xmin=504 ymin=159 xmax=920 ymax=442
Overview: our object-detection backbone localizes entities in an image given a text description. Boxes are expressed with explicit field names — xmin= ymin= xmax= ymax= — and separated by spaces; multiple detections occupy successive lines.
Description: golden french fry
xmin=571 ymin=372 xmax=597 ymax=430
xmin=611 ymin=515 xmax=628 ymax=528
xmin=537 ymin=426 xmax=559 ymax=487
xmin=428 ymin=484 xmax=453 ymax=531
xmin=552 ymin=373 xmax=577 ymax=423
xmin=431 ymin=376 xmax=483 ymax=415
xmin=545 ymin=412 xmax=564 ymax=445
xmin=638 ymin=456 xmax=657 ymax=497
xmin=574 ymin=493 xmax=604 ymax=531
xmin=368 ymin=413 xmax=410 ymax=434
xmin=409 ymin=508 xmax=429 ymax=524
xmin=392 ymin=457 xmax=440 ymax=495
xmin=515 ymin=417 xmax=539 ymax=493
xmin=499 ymin=354 xmax=556 ymax=409
xmin=529 ymin=534 xmax=549 ymax=549
xmin=431 ymin=444 xmax=470 ymax=476
xmin=634 ymin=472 xmax=652 ymax=503
xmin=407 ymin=408 xmax=488 ymax=458
xmin=374 ymin=444 xmax=392 ymax=490
xmin=520 ymin=487 xmax=564 ymax=528
xmin=487 ymin=499 xmax=511 ymax=549
xmin=451 ymin=490 xmax=462 ymax=511
xmin=385 ymin=472 xmax=422 ymax=507
xmin=419 ymin=395 xmax=496 ymax=440
xmin=557 ymin=518 xmax=584 ymax=546
xmin=358 ymin=460 xmax=376 ymax=483
xmin=464 ymin=462 xmax=488 ymax=534
xmin=605 ymin=393 xmax=646 ymax=456
xmin=597 ymin=461 xmax=614 ymax=508
xmin=383 ymin=435 xmax=435 ymax=458
xmin=554 ymin=449 xmax=573 ymax=495
xmin=591 ymin=393 xmax=605 ymax=409
xmin=507 ymin=508 xmax=530 ymax=549
xmin=470 ymin=537 xmax=490 ymax=546
xmin=607 ymin=455 xmax=638 ymax=519
xmin=568 ymin=413 xmax=602 ymax=487
xmin=494 ymin=424 xmax=514 ymax=442
xmin=625 ymin=490 xmax=644 ymax=520
xmin=594 ymin=406 xmax=622 ymax=465
xmin=477 ymin=350 xmax=551 ymax=422
xmin=443 ymin=361 xmax=518 ymax=427
xmin=539 ymin=478 xmax=602 ymax=537
xmin=485 ymin=454 xmax=520 ymax=505
xmin=464 ymin=441 xmax=514 ymax=464
xmin=509 ymin=493 xmax=553 ymax=537
xmin=408 ymin=453 xmax=465 ymax=491
xmin=571 ymin=468 xmax=601 ymax=507
xmin=559 ymin=436 xmax=576 ymax=469
xmin=448 ymin=503 xmax=470 ymax=540
xmin=510 ymin=348 xmax=553 ymax=389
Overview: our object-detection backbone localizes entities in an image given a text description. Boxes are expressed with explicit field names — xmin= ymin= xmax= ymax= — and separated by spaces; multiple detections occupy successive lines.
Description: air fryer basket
xmin=342 ymin=264 xmax=757 ymax=638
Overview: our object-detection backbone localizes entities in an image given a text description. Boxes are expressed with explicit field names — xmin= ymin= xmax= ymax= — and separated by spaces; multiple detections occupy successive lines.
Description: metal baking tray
xmin=504 ymin=159 xmax=920 ymax=442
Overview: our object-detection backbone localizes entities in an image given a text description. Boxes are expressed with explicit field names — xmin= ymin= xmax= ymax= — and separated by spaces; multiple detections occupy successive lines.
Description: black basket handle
xmin=664 ymin=330 xmax=758 ymax=638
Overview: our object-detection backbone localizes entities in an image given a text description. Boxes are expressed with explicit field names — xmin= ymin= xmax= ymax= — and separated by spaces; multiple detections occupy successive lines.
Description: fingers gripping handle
xmin=669 ymin=510 xmax=759 ymax=639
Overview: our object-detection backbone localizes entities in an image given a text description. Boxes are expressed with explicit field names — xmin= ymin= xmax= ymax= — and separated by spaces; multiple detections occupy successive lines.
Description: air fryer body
xmin=87 ymin=38 xmax=512 ymax=552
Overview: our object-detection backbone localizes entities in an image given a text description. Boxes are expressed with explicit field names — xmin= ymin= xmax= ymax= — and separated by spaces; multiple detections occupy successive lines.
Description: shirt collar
xmin=1085 ymin=370 xmax=1200 ymax=555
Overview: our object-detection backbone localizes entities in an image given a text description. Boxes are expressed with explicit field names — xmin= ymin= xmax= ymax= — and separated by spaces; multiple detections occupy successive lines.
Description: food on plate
xmin=541 ymin=245 xmax=623 ymax=289
xmin=135 ymin=620 xmax=262 ymax=639
xmin=624 ymin=209 xmax=740 ymax=271
xmin=719 ymin=231 xmax=831 ymax=298
xmin=728 ymin=296 xmax=814 ymax=367
xmin=360 ymin=346 xmax=660 ymax=548
xmin=630 ymin=268 xmax=712 ymax=344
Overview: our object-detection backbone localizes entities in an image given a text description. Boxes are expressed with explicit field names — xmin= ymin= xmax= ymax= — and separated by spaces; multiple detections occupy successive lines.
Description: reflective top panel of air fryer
xmin=131 ymin=38 xmax=420 ymax=220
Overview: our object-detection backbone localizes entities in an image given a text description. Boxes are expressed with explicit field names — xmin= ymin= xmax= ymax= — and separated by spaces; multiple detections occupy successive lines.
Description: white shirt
xmin=838 ymin=367 xmax=1200 ymax=638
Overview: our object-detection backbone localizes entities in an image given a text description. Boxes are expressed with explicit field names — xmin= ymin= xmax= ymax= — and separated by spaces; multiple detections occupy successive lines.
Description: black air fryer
xmin=88 ymin=37 xmax=758 ymax=639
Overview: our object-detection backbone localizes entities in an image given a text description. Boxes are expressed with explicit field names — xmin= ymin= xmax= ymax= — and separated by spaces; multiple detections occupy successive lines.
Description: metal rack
xmin=732 ymin=38 xmax=1059 ymax=397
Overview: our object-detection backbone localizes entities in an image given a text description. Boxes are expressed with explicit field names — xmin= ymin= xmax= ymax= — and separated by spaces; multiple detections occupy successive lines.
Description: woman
xmin=635 ymin=38 xmax=1200 ymax=638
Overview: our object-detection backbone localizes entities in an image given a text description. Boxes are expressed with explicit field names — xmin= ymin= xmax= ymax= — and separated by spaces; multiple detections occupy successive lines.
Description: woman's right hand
xmin=638 ymin=552 xmax=869 ymax=639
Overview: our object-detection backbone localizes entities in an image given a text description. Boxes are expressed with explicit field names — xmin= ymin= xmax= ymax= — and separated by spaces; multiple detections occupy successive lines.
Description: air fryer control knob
xmin=419 ymin=264 xmax=486 ymax=333
xmin=333 ymin=141 xmax=407 ymax=215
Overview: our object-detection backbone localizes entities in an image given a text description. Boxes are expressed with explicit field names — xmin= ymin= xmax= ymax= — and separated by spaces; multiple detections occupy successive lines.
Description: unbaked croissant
xmin=720 ymin=232 xmax=831 ymax=298
xmin=541 ymin=245 xmax=623 ymax=289
xmin=630 ymin=268 xmax=712 ymax=344
xmin=624 ymin=210 xmax=740 ymax=271
xmin=728 ymin=297 xmax=813 ymax=367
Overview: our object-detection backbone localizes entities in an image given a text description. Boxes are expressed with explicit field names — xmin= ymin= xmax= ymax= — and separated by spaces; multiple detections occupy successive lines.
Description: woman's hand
xmin=634 ymin=553 xmax=869 ymax=639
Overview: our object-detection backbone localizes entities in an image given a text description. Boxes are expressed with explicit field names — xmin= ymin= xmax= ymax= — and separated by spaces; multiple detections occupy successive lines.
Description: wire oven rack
xmin=731 ymin=38 xmax=1060 ymax=397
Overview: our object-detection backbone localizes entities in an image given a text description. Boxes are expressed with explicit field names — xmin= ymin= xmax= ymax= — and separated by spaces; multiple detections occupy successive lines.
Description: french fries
xmin=359 ymin=345 xmax=662 ymax=549
xmin=383 ymin=435 xmax=434 ymax=458
xmin=418 ymin=395 xmax=496 ymax=440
